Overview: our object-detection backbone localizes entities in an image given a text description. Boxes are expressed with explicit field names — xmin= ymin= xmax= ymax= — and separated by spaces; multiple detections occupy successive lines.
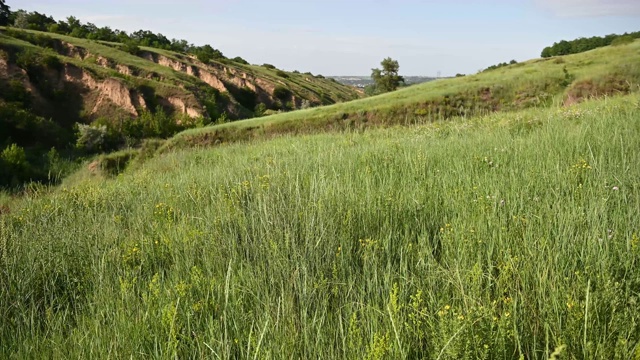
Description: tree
xmin=193 ymin=45 xmax=224 ymax=64
xmin=0 ymin=0 xmax=10 ymax=26
xmin=12 ymin=10 xmax=28 ymax=29
xmin=122 ymin=39 xmax=140 ymax=55
xmin=371 ymin=57 xmax=404 ymax=93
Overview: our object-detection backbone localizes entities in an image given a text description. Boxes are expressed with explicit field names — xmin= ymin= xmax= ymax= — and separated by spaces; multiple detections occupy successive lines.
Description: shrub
xmin=123 ymin=40 xmax=141 ymax=56
xmin=273 ymin=86 xmax=292 ymax=101
xmin=1 ymin=143 xmax=28 ymax=170
xmin=275 ymin=70 xmax=289 ymax=78
xmin=196 ymin=52 xmax=211 ymax=64
xmin=285 ymin=101 xmax=294 ymax=111
xmin=138 ymin=106 xmax=182 ymax=138
xmin=41 ymin=54 xmax=63 ymax=71
xmin=98 ymin=150 xmax=137 ymax=176
xmin=75 ymin=123 xmax=107 ymax=152
xmin=0 ymin=79 xmax=31 ymax=107
xmin=262 ymin=64 xmax=276 ymax=70
xmin=231 ymin=56 xmax=249 ymax=65
xmin=0 ymin=143 xmax=32 ymax=187
xmin=254 ymin=103 xmax=267 ymax=117
xmin=0 ymin=103 xmax=67 ymax=147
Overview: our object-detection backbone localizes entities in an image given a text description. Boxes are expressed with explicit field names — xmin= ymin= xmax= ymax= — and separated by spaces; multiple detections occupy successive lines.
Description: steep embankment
xmin=0 ymin=27 xmax=361 ymax=123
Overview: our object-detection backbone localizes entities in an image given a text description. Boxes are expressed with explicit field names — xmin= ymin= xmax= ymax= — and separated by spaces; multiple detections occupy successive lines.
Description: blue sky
xmin=7 ymin=0 xmax=640 ymax=76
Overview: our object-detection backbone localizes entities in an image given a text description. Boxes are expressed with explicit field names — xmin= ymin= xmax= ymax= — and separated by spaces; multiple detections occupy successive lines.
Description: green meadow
xmin=1 ymin=94 xmax=639 ymax=358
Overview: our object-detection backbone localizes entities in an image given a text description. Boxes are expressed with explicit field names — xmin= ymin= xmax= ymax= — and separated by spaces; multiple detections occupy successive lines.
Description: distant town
xmin=329 ymin=76 xmax=439 ymax=88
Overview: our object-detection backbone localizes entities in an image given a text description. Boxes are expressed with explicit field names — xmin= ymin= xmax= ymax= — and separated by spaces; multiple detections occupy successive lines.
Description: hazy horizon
xmin=7 ymin=0 xmax=640 ymax=76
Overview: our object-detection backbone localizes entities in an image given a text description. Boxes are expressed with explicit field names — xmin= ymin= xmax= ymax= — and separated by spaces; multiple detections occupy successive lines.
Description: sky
xmin=6 ymin=0 xmax=640 ymax=76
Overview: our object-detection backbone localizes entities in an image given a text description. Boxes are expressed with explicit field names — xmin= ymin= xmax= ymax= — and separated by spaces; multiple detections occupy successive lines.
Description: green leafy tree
xmin=193 ymin=45 xmax=224 ymax=64
xmin=371 ymin=57 xmax=404 ymax=93
xmin=122 ymin=39 xmax=141 ymax=55
xmin=0 ymin=0 xmax=10 ymax=26
xmin=12 ymin=10 xmax=28 ymax=28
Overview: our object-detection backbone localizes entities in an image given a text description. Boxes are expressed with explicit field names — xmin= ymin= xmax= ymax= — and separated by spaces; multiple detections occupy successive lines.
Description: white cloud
xmin=535 ymin=0 xmax=640 ymax=17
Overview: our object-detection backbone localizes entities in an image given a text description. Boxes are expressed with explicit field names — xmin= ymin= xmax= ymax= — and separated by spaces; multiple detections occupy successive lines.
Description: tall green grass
xmin=1 ymin=95 xmax=639 ymax=359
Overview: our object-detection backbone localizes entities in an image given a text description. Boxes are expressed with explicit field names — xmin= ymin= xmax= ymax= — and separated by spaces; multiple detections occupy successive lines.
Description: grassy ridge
xmin=1 ymin=94 xmax=639 ymax=358
xmin=165 ymin=39 xmax=640 ymax=151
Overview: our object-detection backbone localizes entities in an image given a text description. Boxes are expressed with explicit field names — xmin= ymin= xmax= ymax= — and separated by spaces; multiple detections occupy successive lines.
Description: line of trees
xmin=541 ymin=31 xmax=640 ymax=58
xmin=0 ymin=2 xmax=249 ymax=65
xmin=483 ymin=59 xmax=518 ymax=72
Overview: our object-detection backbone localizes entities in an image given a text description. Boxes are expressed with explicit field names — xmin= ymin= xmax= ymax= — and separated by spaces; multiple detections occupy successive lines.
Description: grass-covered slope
xmin=1 ymin=94 xmax=639 ymax=358
xmin=167 ymin=39 xmax=640 ymax=150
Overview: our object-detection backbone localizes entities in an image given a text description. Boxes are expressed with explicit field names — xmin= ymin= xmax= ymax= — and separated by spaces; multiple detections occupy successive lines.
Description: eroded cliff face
xmin=140 ymin=51 xmax=303 ymax=109
xmin=63 ymin=64 xmax=143 ymax=116
xmin=163 ymin=96 xmax=203 ymax=118
xmin=1 ymin=50 xmax=204 ymax=120
xmin=1 ymin=29 xmax=361 ymax=126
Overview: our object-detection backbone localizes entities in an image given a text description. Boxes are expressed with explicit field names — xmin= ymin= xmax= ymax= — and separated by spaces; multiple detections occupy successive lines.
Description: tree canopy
xmin=371 ymin=58 xmax=404 ymax=94
xmin=0 ymin=0 xmax=11 ymax=26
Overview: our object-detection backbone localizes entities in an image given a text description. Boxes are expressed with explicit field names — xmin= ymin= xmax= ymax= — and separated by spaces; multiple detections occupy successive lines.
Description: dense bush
xmin=275 ymin=70 xmax=289 ymax=78
xmin=273 ymin=86 xmax=292 ymax=102
xmin=122 ymin=40 xmax=141 ymax=56
xmin=0 ymin=79 xmax=31 ymax=108
xmin=254 ymin=103 xmax=267 ymax=117
xmin=0 ymin=143 xmax=31 ymax=187
xmin=0 ymin=103 xmax=68 ymax=148
xmin=231 ymin=56 xmax=249 ymax=65
xmin=75 ymin=124 xmax=107 ymax=152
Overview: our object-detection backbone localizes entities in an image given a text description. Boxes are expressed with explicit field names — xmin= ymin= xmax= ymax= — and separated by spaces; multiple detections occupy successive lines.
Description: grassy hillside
xmin=164 ymin=38 xmax=640 ymax=151
xmin=0 ymin=27 xmax=361 ymax=189
xmin=1 ymin=93 xmax=639 ymax=358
